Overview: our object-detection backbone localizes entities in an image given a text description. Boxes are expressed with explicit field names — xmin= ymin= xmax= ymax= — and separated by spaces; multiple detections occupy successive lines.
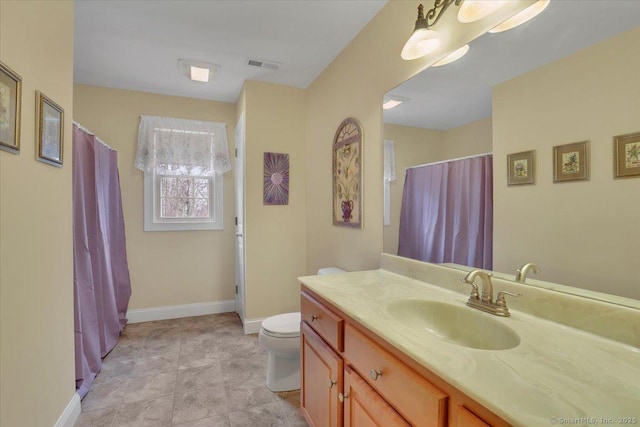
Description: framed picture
xmin=507 ymin=150 xmax=535 ymax=185
xmin=0 ymin=61 xmax=22 ymax=154
xmin=553 ymin=141 xmax=589 ymax=183
xmin=36 ymin=91 xmax=64 ymax=167
xmin=333 ymin=117 xmax=362 ymax=228
xmin=613 ymin=131 xmax=640 ymax=179
xmin=263 ymin=152 xmax=289 ymax=205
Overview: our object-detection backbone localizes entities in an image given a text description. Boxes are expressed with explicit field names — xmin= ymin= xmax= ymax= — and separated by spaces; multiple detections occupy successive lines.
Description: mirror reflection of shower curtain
xmin=73 ymin=124 xmax=132 ymax=399
xmin=397 ymin=154 xmax=493 ymax=269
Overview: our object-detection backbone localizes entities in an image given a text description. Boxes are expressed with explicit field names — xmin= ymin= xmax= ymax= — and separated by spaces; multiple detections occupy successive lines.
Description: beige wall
xmin=243 ymin=81 xmax=307 ymax=319
xmin=443 ymin=116 xmax=493 ymax=159
xmin=73 ymin=85 xmax=237 ymax=309
xmin=493 ymin=27 xmax=640 ymax=300
xmin=304 ymin=0 xmax=533 ymax=274
xmin=0 ymin=2 xmax=76 ymax=426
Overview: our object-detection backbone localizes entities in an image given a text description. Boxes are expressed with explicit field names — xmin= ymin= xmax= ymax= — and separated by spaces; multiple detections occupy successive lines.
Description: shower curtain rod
xmin=405 ymin=152 xmax=492 ymax=170
xmin=73 ymin=121 xmax=115 ymax=151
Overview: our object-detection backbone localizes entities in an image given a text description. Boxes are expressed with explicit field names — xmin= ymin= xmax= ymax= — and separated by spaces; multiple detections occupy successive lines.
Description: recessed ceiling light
xmin=383 ymin=95 xmax=409 ymax=110
xmin=177 ymin=58 xmax=220 ymax=83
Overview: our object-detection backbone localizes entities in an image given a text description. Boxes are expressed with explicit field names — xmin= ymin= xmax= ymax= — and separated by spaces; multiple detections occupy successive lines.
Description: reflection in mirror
xmin=382 ymin=1 xmax=640 ymax=306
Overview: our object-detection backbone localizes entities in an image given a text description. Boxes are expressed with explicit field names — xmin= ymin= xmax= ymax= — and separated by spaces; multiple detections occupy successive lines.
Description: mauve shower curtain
xmin=398 ymin=154 xmax=493 ymax=269
xmin=73 ymin=125 xmax=131 ymax=398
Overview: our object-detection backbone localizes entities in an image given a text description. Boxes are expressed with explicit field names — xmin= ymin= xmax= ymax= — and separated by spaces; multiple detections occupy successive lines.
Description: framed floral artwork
xmin=333 ymin=118 xmax=362 ymax=228
xmin=263 ymin=152 xmax=289 ymax=205
xmin=507 ymin=150 xmax=535 ymax=186
xmin=553 ymin=141 xmax=589 ymax=183
xmin=36 ymin=91 xmax=64 ymax=167
xmin=0 ymin=61 xmax=22 ymax=154
xmin=613 ymin=131 xmax=640 ymax=179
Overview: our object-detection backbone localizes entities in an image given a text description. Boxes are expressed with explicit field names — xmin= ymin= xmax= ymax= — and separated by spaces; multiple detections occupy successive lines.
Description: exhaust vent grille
xmin=247 ymin=58 xmax=280 ymax=70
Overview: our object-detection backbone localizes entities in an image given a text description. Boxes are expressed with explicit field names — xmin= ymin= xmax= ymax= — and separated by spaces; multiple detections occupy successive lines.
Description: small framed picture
xmin=553 ymin=141 xmax=589 ymax=183
xmin=0 ymin=61 xmax=22 ymax=154
xmin=36 ymin=91 xmax=64 ymax=167
xmin=507 ymin=150 xmax=535 ymax=186
xmin=613 ymin=131 xmax=640 ymax=179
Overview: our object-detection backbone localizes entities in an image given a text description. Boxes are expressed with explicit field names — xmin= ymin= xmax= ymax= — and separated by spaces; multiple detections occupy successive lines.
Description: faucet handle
xmin=495 ymin=290 xmax=521 ymax=307
xmin=460 ymin=278 xmax=480 ymax=300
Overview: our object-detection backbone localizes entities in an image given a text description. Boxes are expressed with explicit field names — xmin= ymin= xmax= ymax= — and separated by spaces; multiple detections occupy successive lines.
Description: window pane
xmin=194 ymin=178 xmax=209 ymax=198
xmin=160 ymin=177 xmax=177 ymax=197
xmin=177 ymin=177 xmax=195 ymax=197
xmin=193 ymin=198 xmax=210 ymax=218
xmin=161 ymin=197 xmax=180 ymax=218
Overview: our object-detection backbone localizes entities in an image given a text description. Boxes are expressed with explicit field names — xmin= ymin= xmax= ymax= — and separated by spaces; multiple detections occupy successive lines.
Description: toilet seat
xmin=261 ymin=312 xmax=301 ymax=338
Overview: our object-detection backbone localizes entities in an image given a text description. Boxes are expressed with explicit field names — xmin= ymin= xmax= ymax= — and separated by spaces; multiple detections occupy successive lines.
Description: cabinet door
xmin=343 ymin=366 xmax=410 ymax=427
xmin=455 ymin=405 xmax=492 ymax=427
xmin=301 ymin=322 xmax=343 ymax=427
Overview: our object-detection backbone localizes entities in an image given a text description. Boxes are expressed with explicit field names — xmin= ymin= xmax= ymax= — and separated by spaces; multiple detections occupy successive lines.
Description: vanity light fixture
xmin=177 ymin=58 xmax=220 ymax=83
xmin=401 ymin=1 xmax=507 ymax=61
xmin=488 ymin=0 xmax=550 ymax=33
xmin=432 ymin=44 xmax=469 ymax=67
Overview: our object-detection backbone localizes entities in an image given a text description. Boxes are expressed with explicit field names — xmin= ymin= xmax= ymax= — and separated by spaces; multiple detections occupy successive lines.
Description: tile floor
xmin=74 ymin=313 xmax=308 ymax=427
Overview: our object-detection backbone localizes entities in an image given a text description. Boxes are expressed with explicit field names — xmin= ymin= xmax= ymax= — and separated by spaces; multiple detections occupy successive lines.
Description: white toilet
xmin=259 ymin=267 xmax=346 ymax=392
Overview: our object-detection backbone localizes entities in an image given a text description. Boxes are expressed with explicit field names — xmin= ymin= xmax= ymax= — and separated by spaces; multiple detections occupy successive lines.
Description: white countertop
xmin=299 ymin=269 xmax=640 ymax=427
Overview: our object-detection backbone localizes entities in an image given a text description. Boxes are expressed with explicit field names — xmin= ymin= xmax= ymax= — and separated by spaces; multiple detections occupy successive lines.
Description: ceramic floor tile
xmin=111 ymin=394 xmax=174 ymax=427
xmin=81 ymin=378 xmax=128 ymax=411
xmin=80 ymin=314 xmax=307 ymax=427
xmin=228 ymin=401 xmax=288 ymax=427
xmin=122 ymin=371 xmax=177 ymax=403
xmin=172 ymin=414 xmax=232 ymax=427
xmin=74 ymin=407 xmax=118 ymax=427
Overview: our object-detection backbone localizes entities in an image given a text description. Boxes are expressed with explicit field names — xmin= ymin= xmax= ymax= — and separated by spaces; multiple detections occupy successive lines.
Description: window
xmin=135 ymin=116 xmax=231 ymax=231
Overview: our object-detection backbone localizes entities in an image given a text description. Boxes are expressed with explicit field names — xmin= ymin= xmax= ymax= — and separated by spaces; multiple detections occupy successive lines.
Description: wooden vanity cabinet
xmin=300 ymin=288 xmax=509 ymax=427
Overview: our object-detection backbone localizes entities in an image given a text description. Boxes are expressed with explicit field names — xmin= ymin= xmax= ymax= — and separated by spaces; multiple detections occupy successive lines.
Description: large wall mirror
xmin=383 ymin=1 xmax=640 ymax=307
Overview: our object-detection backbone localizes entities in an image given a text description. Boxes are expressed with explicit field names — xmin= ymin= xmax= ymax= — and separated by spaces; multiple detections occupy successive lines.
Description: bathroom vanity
xmin=299 ymin=254 xmax=640 ymax=427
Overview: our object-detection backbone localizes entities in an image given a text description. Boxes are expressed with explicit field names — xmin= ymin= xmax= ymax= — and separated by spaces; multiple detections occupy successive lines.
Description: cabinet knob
xmin=328 ymin=379 xmax=337 ymax=389
xmin=310 ymin=314 xmax=318 ymax=322
xmin=338 ymin=392 xmax=349 ymax=403
xmin=370 ymin=368 xmax=383 ymax=381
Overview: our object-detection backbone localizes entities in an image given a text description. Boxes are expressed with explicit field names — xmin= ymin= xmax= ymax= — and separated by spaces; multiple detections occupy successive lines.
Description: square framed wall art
xmin=0 ymin=61 xmax=22 ymax=154
xmin=263 ymin=152 xmax=289 ymax=205
xmin=507 ymin=150 xmax=535 ymax=186
xmin=36 ymin=91 xmax=64 ymax=167
xmin=553 ymin=141 xmax=590 ymax=183
xmin=613 ymin=131 xmax=640 ymax=179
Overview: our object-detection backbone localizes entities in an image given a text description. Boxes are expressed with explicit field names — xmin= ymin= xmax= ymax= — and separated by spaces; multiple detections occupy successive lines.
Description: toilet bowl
xmin=259 ymin=267 xmax=346 ymax=392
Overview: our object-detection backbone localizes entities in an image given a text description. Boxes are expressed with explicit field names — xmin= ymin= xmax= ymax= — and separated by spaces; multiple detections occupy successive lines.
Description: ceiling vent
xmin=247 ymin=58 xmax=280 ymax=71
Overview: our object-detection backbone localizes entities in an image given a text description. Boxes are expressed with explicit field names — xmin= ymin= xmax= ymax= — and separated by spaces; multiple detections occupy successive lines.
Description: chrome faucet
xmin=462 ymin=269 xmax=521 ymax=317
xmin=515 ymin=263 xmax=540 ymax=283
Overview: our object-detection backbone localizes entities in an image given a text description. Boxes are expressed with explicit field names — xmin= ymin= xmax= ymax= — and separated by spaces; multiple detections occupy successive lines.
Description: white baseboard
xmin=55 ymin=393 xmax=81 ymax=427
xmin=243 ymin=317 xmax=266 ymax=335
xmin=127 ymin=300 xmax=236 ymax=324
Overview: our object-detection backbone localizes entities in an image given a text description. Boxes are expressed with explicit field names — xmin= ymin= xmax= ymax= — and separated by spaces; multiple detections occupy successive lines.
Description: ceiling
xmin=73 ymin=0 xmax=387 ymax=103
xmin=383 ymin=1 xmax=640 ymax=130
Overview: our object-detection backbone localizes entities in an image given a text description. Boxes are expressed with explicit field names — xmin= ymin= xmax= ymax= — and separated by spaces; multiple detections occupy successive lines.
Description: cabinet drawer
xmin=301 ymin=291 xmax=344 ymax=352
xmin=344 ymin=324 xmax=447 ymax=427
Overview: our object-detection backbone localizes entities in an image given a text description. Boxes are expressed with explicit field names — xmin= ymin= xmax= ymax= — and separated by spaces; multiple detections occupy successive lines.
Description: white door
xmin=234 ymin=113 xmax=246 ymax=323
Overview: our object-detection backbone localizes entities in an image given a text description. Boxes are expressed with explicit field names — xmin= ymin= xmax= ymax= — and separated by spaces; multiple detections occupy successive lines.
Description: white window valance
xmin=135 ymin=115 xmax=232 ymax=176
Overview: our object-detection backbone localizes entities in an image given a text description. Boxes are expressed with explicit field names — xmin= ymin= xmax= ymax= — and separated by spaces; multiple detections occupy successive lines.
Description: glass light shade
xmin=190 ymin=66 xmax=210 ymax=82
xmin=457 ymin=1 xmax=506 ymax=23
xmin=432 ymin=44 xmax=470 ymax=67
xmin=401 ymin=28 xmax=441 ymax=60
xmin=489 ymin=0 xmax=550 ymax=33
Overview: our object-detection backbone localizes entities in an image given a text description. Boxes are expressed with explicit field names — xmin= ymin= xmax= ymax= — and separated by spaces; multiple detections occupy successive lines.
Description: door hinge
xmin=235 ymin=148 xmax=238 ymax=157
xmin=235 ymin=285 xmax=238 ymax=294
xmin=235 ymin=217 xmax=238 ymax=225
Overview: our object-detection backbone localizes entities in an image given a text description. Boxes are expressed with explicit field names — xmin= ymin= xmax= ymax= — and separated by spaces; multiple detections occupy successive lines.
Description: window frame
xmin=143 ymin=130 xmax=223 ymax=232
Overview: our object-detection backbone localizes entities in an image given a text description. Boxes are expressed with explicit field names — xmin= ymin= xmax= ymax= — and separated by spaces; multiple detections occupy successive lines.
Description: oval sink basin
xmin=386 ymin=299 xmax=520 ymax=350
